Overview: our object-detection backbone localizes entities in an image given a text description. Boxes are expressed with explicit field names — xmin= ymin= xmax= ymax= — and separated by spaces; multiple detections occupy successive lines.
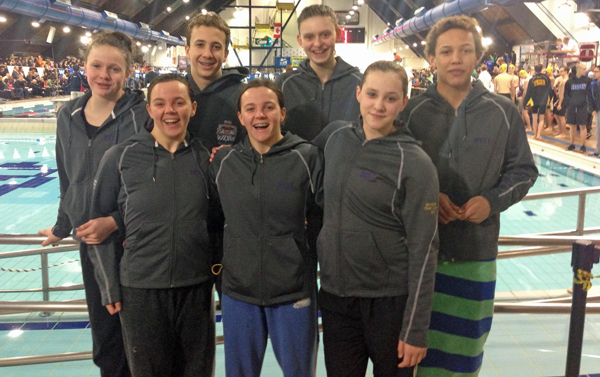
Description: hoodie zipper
xmin=337 ymin=140 xmax=363 ymax=296
xmin=259 ymin=153 xmax=265 ymax=304
xmin=170 ymin=151 xmax=177 ymax=287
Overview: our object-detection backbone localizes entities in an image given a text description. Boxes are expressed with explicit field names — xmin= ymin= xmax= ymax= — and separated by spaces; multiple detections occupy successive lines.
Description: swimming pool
xmin=0 ymin=133 xmax=598 ymax=300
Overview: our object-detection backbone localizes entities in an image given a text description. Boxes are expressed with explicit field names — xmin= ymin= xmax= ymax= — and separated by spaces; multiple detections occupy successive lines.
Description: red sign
xmin=274 ymin=23 xmax=281 ymax=39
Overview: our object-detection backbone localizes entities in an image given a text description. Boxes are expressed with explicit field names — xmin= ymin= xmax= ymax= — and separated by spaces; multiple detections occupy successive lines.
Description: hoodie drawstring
xmin=251 ymin=157 xmax=258 ymax=187
xmin=191 ymin=143 xmax=210 ymax=199
xmin=152 ymin=141 xmax=158 ymax=182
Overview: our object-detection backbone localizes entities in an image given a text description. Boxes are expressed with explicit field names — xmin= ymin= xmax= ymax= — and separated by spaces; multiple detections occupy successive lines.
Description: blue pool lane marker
xmin=0 ymin=161 xmax=57 ymax=197
xmin=524 ymin=211 xmax=536 ymax=216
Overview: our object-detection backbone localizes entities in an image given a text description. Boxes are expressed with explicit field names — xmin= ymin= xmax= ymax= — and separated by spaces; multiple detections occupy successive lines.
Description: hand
xmin=594 ymin=111 xmax=597 ymax=117
xmin=210 ymin=145 xmax=229 ymax=163
xmin=438 ymin=193 xmax=460 ymax=224
xmin=38 ymin=227 xmax=63 ymax=247
xmin=106 ymin=302 xmax=122 ymax=315
xmin=457 ymin=196 xmax=491 ymax=224
xmin=76 ymin=217 xmax=118 ymax=244
xmin=558 ymin=105 xmax=561 ymax=110
xmin=398 ymin=340 xmax=427 ymax=368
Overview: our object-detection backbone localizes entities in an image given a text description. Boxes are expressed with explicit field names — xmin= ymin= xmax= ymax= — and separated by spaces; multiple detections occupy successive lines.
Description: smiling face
xmin=185 ymin=25 xmax=229 ymax=86
xmin=147 ymin=81 xmax=197 ymax=143
xmin=356 ymin=70 xmax=407 ymax=139
xmin=429 ymin=28 xmax=478 ymax=92
xmin=85 ymin=45 xmax=129 ymax=101
xmin=297 ymin=16 xmax=338 ymax=67
xmin=238 ymin=86 xmax=285 ymax=150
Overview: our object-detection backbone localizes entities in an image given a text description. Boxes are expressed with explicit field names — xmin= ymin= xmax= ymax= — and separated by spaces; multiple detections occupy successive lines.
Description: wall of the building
xmin=525 ymin=0 xmax=600 ymax=44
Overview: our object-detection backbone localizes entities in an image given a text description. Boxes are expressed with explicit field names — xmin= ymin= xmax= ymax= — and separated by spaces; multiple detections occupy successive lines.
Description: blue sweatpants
xmin=222 ymin=293 xmax=318 ymax=377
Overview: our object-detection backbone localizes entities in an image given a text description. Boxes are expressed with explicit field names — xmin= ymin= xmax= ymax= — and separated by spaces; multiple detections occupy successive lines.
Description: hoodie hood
xmin=354 ymin=117 xmax=421 ymax=145
xmin=235 ymin=131 xmax=308 ymax=157
xmin=297 ymin=56 xmax=360 ymax=82
xmin=64 ymin=87 xmax=146 ymax=118
xmin=187 ymin=66 xmax=249 ymax=96
xmin=424 ymin=80 xmax=490 ymax=112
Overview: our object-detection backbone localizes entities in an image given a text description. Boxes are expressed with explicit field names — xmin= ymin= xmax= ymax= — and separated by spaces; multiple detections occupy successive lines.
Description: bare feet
xmin=553 ymin=133 xmax=567 ymax=138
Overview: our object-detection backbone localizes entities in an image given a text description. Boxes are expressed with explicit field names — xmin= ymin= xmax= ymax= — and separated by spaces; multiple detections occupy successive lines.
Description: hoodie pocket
xmin=222 ymin=236 xmax=260 ymax=299
xmin=63 ymin=183 xmax=91 ymax=229
xmin=341 ymin=231 xmax=390 ymax=292
xmin=174 ymin=219 xmax=211 ymax=282
xmin=264 ymin=236 xmax=305 ymax=299
xmin=124 ymin=221 xmax=171 ymax=285
xmin=316 ymin=227 xmax=337 ymax=287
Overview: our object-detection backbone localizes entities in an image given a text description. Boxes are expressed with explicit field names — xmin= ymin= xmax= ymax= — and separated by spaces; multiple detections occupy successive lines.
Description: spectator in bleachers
xmin=13 ymin=74 xmax=29 ymax=99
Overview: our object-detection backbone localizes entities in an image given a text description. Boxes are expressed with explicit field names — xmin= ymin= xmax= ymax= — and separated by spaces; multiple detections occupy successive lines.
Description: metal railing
xmin=0 ymin=186 xmax=598 ymax=367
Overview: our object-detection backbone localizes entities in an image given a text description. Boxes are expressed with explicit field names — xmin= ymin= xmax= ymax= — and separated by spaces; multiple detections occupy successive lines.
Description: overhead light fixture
xmin=413 ymin=43 xmax=417 ymax=47
xmin=151 ymin=46 xmax=157 ymax=56
xmin=136 ymin=41 xmax=141 ymax=46
xmin=85 ymin=32 xmax=91 ymax=37
xmin=0 ymin=16 xmax=6 ymax=23
xmin=63 ymin=26 xmax=70 ymax=33
xmin=476 ymin=26 xmax=481 ymax=32
xmin=32 ymin=21 xmax=40 ymax=27
xmin=80 ymin=36 xmax=90 ymax=44
xmin=399 ymin=47 xmax=402 ymax=50
xmin=158 ymin=46 xmax=162 ymax=50
xmin=357 ymin=0 xmax=364 ymax=4
xmin=186 ymin=16 xmax=190 ymax=20
xmin=141 ymin=46 xmax=149 ymax=52
xmin=482 ymin=37 xmax=492 ymax=46
xmin=346 ymin=14 xmax=351 ymax=19
xmin=166 ymin=7 xmax=172 ymax=12
xmin=352 ymin=5 xmax=358 ymax=10
xmin=202 ymin=9 xmax=207 ymax=14
xmin=405 ymin=45 xmax=409 ymax=49
xmin=421 ymin=40 xmax=425 ymax=45
xmin=349 ymin=10 xmax=354 ymax=15
xmin=183 ymin=0 xmax=190 ymax=2
xmin=393 ymin=49 xmax=396 ymax=52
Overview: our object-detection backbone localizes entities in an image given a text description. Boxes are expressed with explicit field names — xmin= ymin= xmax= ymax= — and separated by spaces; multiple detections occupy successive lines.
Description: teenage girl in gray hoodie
xmin=313 ymin=61 xmax=439 ymax=377
xmin=38 ymin=32 xmax=149 ymax=377
xmin=89 ymin=74 xmax=215 ymax=376
xmin=211 ymin=79 xmax=323 ymax=377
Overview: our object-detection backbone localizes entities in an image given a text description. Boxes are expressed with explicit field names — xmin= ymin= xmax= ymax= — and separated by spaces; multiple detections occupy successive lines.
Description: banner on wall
xmin=177 ymin=56 xmax=188 ymax=70
xmin=7 ymin=66 xmax=14 ymax=75
xmin=58 ymin=68 xmax=65 ymax=78
xmin=274 ymin=23 xmax=281 ymax=39
xmin=22 ymin=67 xmax=29 ymax=76
xmin=276 ymin=57 xmax=291 ymax=68
xmin=291 ymin=56 xmax=307 ymax=67
xmin=36 ymin=67 xmax=44 ymax=77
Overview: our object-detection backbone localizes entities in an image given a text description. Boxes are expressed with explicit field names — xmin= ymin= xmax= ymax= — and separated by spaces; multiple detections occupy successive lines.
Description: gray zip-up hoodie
xmin=52 ymin=89 xmax=150 ymax=239
xmin=275 ymin=57 xmax=362 ymax=141
xmin=184 ymin=67 xmax=249 ymax=150
xmin=89 ymin=132 xmax=214 ymax=306
xmin=210 ymin=132 xmax=323 ymax=306
xmin=312 ymin=120 xmax=439 ymax=348
xmin=401 ymin=81 xmax=538 ymax=261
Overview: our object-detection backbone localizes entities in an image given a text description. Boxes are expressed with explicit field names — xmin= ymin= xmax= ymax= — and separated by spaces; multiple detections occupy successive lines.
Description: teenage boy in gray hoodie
xmin=183 ymin=12 xmax=248 ymax=151
xmin=400 ymin=16 xmax=538 ymax=377
xmin=275 ymin=5 xmax=361 ymax=142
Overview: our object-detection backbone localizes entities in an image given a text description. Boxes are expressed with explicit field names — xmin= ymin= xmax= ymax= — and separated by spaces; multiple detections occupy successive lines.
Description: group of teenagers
xmin=37 ymin=6 xmax=539 ymax=377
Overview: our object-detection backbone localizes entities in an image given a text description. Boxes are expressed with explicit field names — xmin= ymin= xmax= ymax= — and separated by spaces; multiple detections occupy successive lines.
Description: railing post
xmin=576 ymin=193 xmax=586 ymax=236
xmin=565 ymin=240 xmax=599 ymax=377
xmin=39 ymin=252 xmax=52 ymax=317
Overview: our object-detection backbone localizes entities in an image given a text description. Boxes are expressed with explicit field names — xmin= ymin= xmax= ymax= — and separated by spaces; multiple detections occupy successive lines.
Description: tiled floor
xmin=0 ymin=133 xmax=599 ymax=376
